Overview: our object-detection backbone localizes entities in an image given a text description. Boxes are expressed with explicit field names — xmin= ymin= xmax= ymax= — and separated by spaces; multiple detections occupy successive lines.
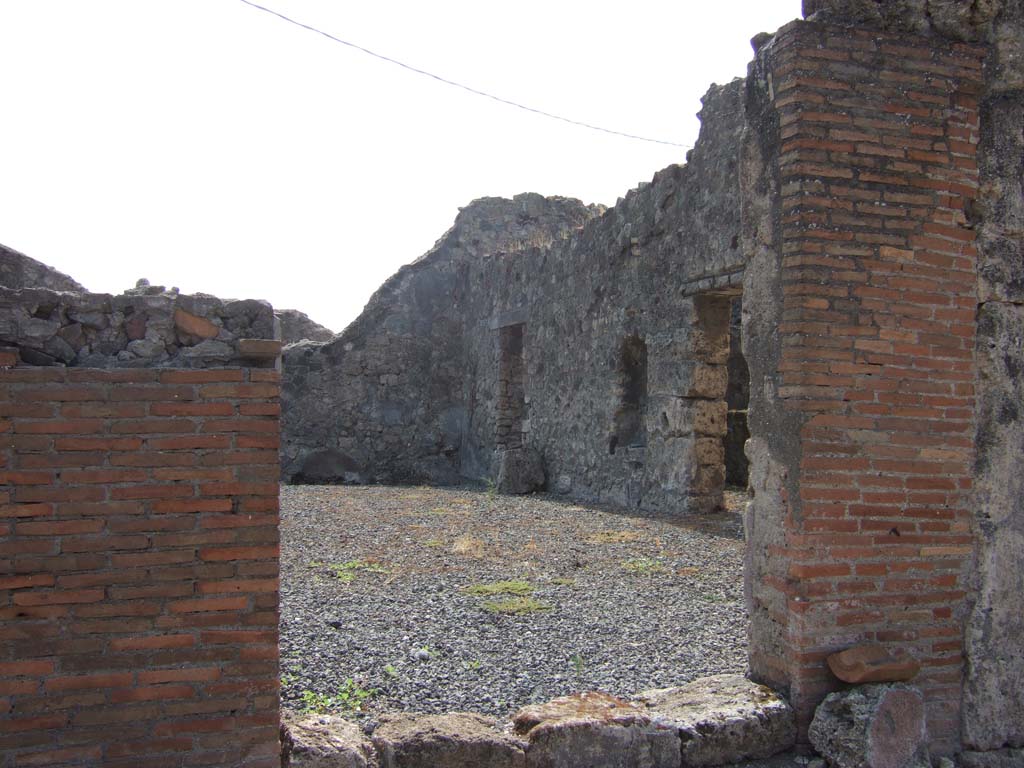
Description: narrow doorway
xmin=725 ymin=296 xmax=750 ymax=488
xmin=496 ymin=323 xmax=526 ymax=449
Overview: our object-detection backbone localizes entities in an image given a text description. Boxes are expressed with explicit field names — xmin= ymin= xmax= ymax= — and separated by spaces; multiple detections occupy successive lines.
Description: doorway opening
xmin=725 ymin=297 xmax=749 ymax=488
xmin=691 ymin=290 xmax=749 ymax=511
xmin=496 ymin=323 xmax=526 ymax=450
xmin=610 ymin=334 xmax=648 ymax=455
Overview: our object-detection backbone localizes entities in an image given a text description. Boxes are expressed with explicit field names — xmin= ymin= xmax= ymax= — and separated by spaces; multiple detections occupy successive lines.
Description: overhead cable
xmin=236 ymin=0 xmax=688 ymax=148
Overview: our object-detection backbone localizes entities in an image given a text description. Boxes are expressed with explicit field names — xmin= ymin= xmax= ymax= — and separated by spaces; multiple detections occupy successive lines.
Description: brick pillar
xmin=745 ymin=21 xmax=984 ymax=751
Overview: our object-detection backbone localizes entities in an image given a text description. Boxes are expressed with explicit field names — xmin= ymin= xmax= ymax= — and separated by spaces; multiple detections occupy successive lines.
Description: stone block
xmin=514 ymin=692 xmax=679 ymax=768
xmin=691 ymin=464 xmax=725 ymax=496
xmin=179 ymin=339 xmax=234 ymax=363
xmin=690 ymin=329 xmax=730 ymax=366
xmin=638 ymin=673 xmax=796 ymax=767
xmin=125 ymin=312 xmax=147 ymax=341
xmin=372 ymin=712 xmax=525 ymax=768
xmin=827 ymin=645 xmax=920 ymax=684
xmin=42 ymin=334 xmax=76 ymax=364
xmin=694 ymin=401 xmax=727 ymax=437
xmin=694 ymin=437 xmax=725 ymax=466
xmin=281 ymin=712 xmax=377 ymax=767
xmin=238 ymin=338 xmax=284 ymax=360
xmin=808 ymin=684 xmax=929 ymax=768
xmin=685 ymin=364 xmax=728 ymax=400
xmin=960 ymin=748 xmax=1024 ymax=768
xmin=173 ymin=307 xmax=221 ymax=340
xmin=496 ymin=447 xmax=545 ymax=494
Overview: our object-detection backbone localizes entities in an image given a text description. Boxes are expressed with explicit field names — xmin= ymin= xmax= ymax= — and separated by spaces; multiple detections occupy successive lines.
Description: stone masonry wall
xmin=283 ymin=80 xmax=746 ymax=517
xmin=456 ymin=81 xmax=746 ymax=512
xmin=278 ymin=1 xmax=1022 ymax=756
xmin=0 ymin=281 xmax=280 ymax=370
xmin=963 ymin=0 xmax=1024 ymax=755
xmin=0 ymin=246 xmax=85 ymax=294
xmin=0 ymin=365 xmax=282 ymax=768
xmin=281 ymin=195 xmax=601 ymax=485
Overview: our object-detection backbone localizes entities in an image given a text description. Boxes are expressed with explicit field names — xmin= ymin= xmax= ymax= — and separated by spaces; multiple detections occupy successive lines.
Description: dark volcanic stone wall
xmin=0 ymin=244 xmax=85 ymax=293
xmin=281 ymin=80 xmax=746 ymax=515
xmin=457 ymin=81 xmax=746 ymax=511
xmin=276 ymin=309 xmax=334 ymax=344
xmin=281 ymin=195 xmax=601 ymax=484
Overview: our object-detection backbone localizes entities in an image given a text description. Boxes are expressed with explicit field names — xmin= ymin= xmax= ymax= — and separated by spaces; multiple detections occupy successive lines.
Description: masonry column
xmin=742 ymin=20 xmax=984 ymax=752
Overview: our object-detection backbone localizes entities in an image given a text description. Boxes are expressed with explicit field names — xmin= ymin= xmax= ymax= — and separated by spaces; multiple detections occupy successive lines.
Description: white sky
xmin=0 ymin=0 xmax=801 ymax=333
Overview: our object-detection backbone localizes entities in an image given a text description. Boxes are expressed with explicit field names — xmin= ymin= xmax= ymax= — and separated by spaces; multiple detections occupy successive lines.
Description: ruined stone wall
xmin=455 ymin=81 xmax=746 ymax=511
xmin=961 ymin=0 xmax=1024 ymax=756
xmin=0 ymin=282 xmax=281 ymax=369
xmin=281 ymin=196 xmax=601 ymax=484
xmin=275 ymin=2 xmax=1023 ymax=756
xmin=0 ymin=287 xmax=282 ymax=766
xmin=282 ymin=81 xmax=747 ymax=517
xmin=0 ymin=245 xmax=85 ymax=294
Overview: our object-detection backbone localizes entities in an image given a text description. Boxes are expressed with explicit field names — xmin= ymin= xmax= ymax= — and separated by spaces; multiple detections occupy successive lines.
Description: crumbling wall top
xmin=0 ymin=243 xmax=85 ymax=293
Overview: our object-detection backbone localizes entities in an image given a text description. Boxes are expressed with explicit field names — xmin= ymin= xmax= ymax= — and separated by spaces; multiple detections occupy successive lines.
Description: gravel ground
xmin=279 ymin=485 xmax=750 ymax=721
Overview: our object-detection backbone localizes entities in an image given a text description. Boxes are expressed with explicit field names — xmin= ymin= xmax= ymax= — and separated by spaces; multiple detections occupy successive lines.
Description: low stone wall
xmin=0 ymin=282 xmax=280 ymax=369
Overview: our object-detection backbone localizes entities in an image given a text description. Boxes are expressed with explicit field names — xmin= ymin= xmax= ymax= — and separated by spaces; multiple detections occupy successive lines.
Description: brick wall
xmin=0 ymin=366 xmax=281 ymax=767
xmin=750 ymin=21 xmax=984 ymax=749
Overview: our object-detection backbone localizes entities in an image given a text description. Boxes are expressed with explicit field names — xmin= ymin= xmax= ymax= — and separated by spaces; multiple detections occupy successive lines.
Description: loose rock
xmin=808 ymin=684 xmax=928 ymax=768
xmin=281 ymin=712 xmax=377 ymax=768
xmin=826 ymin=645 xmax=920 ymax=685
xmin=496 ymin=447 xmax=546 ymax=494
xmin=514 ymin=692 xmax=679 ymax=768
xmin=371 ymin=712 xmax=526 ymax=768
xmin=638 ymin=673 xmax=796 ymax=766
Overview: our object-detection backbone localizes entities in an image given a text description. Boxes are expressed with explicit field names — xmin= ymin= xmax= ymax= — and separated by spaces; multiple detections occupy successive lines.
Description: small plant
xmin=698 ymin=593 xmax=730 ymax=604
xmin=571 ymin=652 xmax=585 ymax=686
xmin=483 ymin=596 xmax=551 ymax=614
xmin=383 ymin=663 xmax=398 ymax=678
xmin=621 ymin=557 xmax=669 ymax=575
xmin=452 ymin=535 xmax=484 ymax=558
xmin=310 ymin=559 xmax=389 ymax=583
xmin=464 ymin=580 xmax=533 ymax=597
xmin=280 ymin=671 xmax=297 ymax=687
xmin=464 ymin=659 xmax=482 ymax=671
xmin=300 ymin=679 xmax=375 ymax=715
xmin=424 ymin=538 xmax=444 ymax=548
xmin=483 ymin=477 xmax=497 ymax=498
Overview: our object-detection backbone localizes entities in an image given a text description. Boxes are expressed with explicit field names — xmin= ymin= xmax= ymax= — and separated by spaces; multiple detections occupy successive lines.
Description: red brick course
xmin=0 ymin=367 xmax=280 ymax=767
xmin=760 ymin=22 xmax=983 ymax=750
